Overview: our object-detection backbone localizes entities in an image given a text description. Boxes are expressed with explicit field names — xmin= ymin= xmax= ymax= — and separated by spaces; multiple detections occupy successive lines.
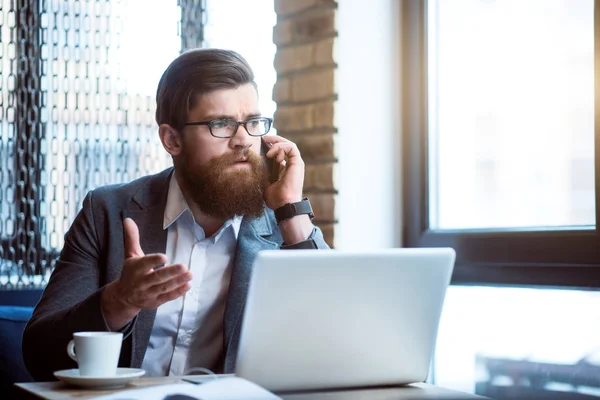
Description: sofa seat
xmin=0 ymin=305 xmax=35 ymax=394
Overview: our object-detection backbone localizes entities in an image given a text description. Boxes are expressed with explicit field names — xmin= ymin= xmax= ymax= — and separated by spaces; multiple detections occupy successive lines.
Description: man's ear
xmin=159 ymin=124 xmax=183 ymax=156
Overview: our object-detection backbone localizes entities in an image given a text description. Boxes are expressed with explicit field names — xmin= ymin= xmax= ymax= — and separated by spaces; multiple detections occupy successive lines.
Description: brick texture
xmin=274 ymin=43 xmax=313 ymax=74
xmin=273 ymin=2 xmax=337 ymax=246
xmin=273 ymin=105 xmax=314 ymax=131
xmin=275 ymin=0 xmax=317 ymax=17
xmin=273 ymin=20 xmax=293 ymax=46
xmin=291 ymin=68 xmax=335 ymax=102
xmin=309 ymin=193 xmax=335 ymax=222
xmin=304 ymin=163 xmax=334 ymax=191
xmin=314 ymin=101 xmax=335 ymax=128
xmin=273 ymin=8 xmax=336 ymax=46
xmin=272 ymin=77 xmax=291 ymax=103
xmin=295 ymin=133 xmax=334 ymax=161
xmin=315 ymin=37 xmax=336 ymax=65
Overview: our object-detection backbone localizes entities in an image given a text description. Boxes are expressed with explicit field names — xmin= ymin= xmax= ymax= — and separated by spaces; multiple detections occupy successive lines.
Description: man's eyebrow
xmin=199 ymin=113 xmax=263 ymax=121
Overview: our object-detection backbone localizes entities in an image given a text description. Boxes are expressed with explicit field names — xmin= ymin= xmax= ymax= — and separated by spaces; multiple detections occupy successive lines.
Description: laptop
xmin=234 ymin=247 xmax=456 ymax=392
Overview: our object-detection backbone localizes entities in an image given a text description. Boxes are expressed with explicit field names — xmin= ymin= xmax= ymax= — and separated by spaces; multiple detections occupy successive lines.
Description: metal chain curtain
xmin=179 ymin=0 xmax=206 ymax=52
xmin=0 ymin=0 xmax=206 ymax=289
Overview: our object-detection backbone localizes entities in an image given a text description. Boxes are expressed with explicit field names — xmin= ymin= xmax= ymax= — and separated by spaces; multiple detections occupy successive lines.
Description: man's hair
xmin=155 ymin=48 xmax=256 ymax=131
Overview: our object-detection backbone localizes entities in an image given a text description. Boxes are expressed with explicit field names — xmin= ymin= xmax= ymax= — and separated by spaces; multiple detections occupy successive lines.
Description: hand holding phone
xmin=261 ymin=138 xmax=282 ymax=184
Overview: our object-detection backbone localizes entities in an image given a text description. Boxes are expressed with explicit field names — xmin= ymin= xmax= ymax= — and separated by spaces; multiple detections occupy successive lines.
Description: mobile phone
xmin=261 ymin=138 xmax=280 ymax=184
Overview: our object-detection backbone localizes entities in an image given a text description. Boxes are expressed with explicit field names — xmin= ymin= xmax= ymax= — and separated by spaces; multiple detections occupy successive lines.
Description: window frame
xmin=401 ymin=0 xmax=600 ymax=289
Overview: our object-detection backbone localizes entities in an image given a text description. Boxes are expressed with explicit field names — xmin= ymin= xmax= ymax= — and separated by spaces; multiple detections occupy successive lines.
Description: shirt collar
xmin=213 ymin=215 xmax=243 ymax=242
xmin=163 ymin=174 xmax=243 ymax=240
xmin=163 ymin=173 xmax=188 ymax=230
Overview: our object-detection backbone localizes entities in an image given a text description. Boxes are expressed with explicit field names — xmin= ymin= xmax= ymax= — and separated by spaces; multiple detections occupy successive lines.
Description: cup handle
xmin=67 ymin=340 xmax=77 ymax=362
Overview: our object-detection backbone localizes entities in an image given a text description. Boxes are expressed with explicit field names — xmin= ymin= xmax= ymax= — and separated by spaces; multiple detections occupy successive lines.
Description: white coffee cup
xmin=66 ymin=332 xmax=123 ymax=377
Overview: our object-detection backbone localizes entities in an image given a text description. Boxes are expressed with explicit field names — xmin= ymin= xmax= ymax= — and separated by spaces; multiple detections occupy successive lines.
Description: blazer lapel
xmin=223 ymin=209 xmax=279 ymax=369
xmin=126 ymin=168 xmax=172 ymax=367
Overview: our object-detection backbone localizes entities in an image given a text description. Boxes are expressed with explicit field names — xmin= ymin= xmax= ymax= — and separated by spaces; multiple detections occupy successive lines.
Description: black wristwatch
xmin=274 ymin=197 xmax=314 ymax=225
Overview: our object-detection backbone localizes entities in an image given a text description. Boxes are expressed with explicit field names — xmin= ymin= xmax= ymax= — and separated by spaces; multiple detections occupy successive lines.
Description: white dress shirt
xmin=141 ymin=174 xmax=241 ymax=377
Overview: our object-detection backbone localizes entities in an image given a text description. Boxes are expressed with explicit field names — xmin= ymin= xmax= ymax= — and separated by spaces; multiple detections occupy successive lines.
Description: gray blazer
xmin=22 ymin=168 xmax=329 ymax=381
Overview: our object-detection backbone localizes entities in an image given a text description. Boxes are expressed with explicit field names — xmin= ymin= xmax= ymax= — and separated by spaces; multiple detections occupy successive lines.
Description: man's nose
xmin=229 ymin=124 xmax=253 ymax=149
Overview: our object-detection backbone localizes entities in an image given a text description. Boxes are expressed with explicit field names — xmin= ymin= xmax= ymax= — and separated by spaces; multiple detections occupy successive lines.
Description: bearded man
xmin=22 ymin=48 xmax=330 ymax=381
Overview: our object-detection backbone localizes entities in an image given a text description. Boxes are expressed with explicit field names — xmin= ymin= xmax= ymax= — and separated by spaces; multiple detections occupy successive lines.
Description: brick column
xmin=272 ymin=0 xmax=337 ymax=247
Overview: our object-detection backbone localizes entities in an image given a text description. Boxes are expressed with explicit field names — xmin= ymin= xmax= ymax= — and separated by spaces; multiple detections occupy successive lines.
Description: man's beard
xmin=176 ymin=148 xmax=269 ymax=221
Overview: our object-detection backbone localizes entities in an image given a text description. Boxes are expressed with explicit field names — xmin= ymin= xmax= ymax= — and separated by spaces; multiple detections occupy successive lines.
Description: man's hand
xmin=101 ymin=218 xmax=192 ymax=331
xmin=261 ymin=135 xmax=314 ymax=244
xmin=262 ymin=135 xmax=305 ymax=210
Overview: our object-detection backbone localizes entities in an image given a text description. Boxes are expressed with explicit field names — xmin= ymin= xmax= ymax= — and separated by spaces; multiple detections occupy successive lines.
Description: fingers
xmin=116 ymin=261 xmax=190 ymax=310
xmin=123 ymin=253 xmax=169 ymax=280
xmin=146 ymin=270 xmax=192 ymax=295
xmin=261 ymin=134 xmax=292 ymax=145
xmin=156 ymin=282 xmax=192 ymax=304
xmin=265 ymin=141 xmax=302 ymax=165
xmin=263 ymin=135 xmax=303 ymax=165
xmin=275 ymin=150 xmax=287 ymax=164
xmin=123 ymin=218 xmax=144 ymax=259
xmin=143 ymin=253 xmax=169 ymax=267
xmin=138 ymin=263 xmax=191 ymax=290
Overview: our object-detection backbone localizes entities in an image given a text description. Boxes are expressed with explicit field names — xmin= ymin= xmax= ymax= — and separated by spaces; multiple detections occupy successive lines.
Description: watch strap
xmin=274 ymin=197 xmax=314 ymax=225
xmin=281 ymin=227 xmax=318 ymax=249
xmin=281 ymin=238 xmax=318 ymax=249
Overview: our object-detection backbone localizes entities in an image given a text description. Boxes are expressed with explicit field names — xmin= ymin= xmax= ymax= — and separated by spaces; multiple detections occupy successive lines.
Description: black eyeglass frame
xmin=183 ymin=117 xmax=273 ymax=138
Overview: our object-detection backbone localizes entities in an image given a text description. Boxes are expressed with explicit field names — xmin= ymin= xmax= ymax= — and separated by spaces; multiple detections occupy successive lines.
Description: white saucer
xmin=53 ymin=368 xmax=146 ymax=389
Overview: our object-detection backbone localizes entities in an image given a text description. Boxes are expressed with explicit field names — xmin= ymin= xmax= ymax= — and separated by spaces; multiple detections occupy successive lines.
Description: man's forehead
xmin=190 ymin=84 xmax=259 ymax=118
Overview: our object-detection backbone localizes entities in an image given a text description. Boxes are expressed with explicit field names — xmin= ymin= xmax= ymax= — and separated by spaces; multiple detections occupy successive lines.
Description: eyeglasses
xmin=183 ymin=117 xmax=273 ymax=138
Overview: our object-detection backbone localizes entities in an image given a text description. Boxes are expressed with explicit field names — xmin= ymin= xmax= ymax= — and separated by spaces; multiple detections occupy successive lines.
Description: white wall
xmin=335 ymin=0 xmax=402 ymax=249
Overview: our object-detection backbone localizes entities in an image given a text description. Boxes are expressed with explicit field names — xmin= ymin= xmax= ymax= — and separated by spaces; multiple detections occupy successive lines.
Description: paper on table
xmin=94 ymin=377 xmax=281 ymax=400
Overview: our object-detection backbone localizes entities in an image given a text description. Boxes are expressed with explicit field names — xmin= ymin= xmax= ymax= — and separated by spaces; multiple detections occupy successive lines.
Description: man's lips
xmin=229 ymin=158 xmax=250 ymax=168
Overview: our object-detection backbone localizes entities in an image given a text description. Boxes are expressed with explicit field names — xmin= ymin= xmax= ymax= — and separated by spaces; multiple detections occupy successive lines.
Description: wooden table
xmin=15 ymin=376 xmax=485 ymax=400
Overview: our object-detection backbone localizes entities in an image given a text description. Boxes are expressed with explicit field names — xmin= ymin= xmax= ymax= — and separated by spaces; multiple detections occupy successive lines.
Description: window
xmin=433 ymin=285 xmax=600 ymax=397
xmin=0 ymin=0 xmax=278 ymax=288
xmin=0 ymin=0 xmax=190 ymax=287
xmin=428 ymin=0 xmax=594 ymax=230
xmin=402 ymin=0 xmax=600 ymax=287
xmin=40 ymin=0 xmax=177 ymax=251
